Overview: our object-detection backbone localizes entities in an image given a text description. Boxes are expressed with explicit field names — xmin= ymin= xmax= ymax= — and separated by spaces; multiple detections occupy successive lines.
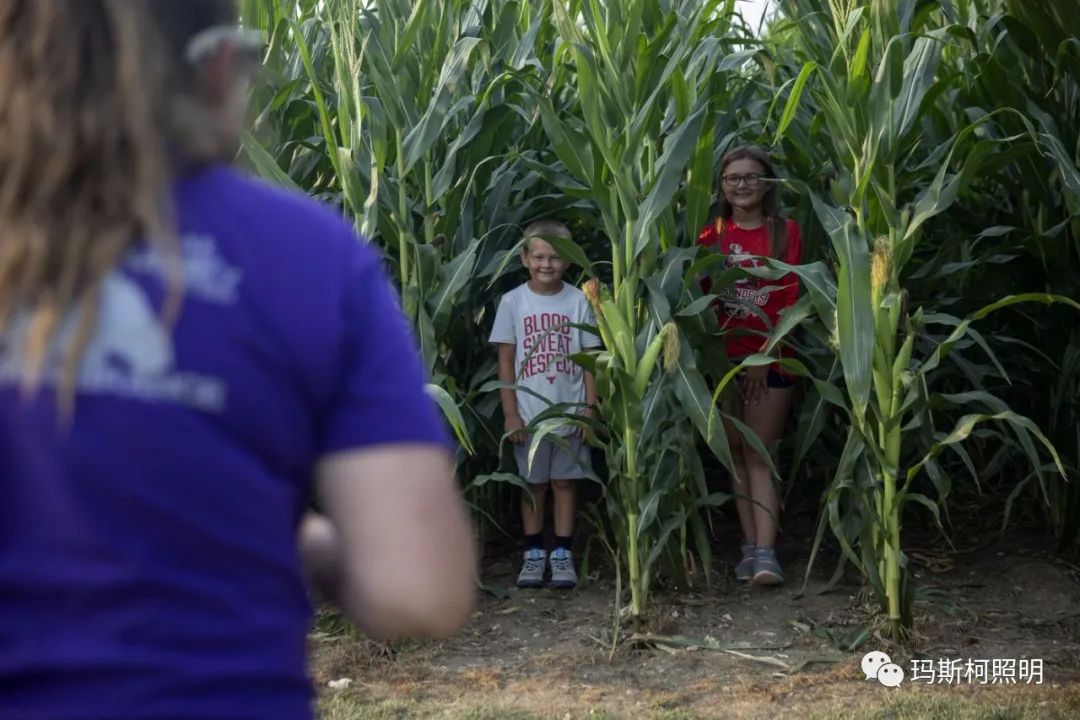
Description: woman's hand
xmin=740 ymin=365 xmax=769 ymax=405
xmin=298 ymin=511 xmax=342 ymax=605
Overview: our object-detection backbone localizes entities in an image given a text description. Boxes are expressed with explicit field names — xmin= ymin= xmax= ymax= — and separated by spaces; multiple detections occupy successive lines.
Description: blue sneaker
xmin=548 ymin=547 xmax=577 ymax=589
xmin=517 ymin=548 xmax=546 ymax=588
xmin=735 ymin=542 xmax=756 ymax=582
xmin=752 ymin=547 xmax=783 ymax=586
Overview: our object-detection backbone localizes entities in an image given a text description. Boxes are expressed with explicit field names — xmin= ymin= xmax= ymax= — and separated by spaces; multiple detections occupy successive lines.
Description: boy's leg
xmin=547 ymin=435 xmax=588 ymax=588
xmin=551 ymin=479 xmax=575 ymax=549
xmin=514 ymin=437 xmax=553 ymax=588
xmin=521 ymin=482 xmax=549 ymax=544
xmin=515 ymin=435 xmax=554 ymax=535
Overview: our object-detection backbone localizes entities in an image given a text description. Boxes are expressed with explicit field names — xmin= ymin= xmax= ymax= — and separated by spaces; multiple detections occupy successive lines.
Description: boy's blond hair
xmin=521 ymin=220 xmax=571 ymax=253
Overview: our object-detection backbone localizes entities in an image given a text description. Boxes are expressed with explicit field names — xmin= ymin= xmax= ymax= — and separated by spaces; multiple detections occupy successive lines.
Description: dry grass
xmin=314 ymin=656 xmax=1080 ymax=720
xmin=317 ymin=683 xmax=1080 ymax=720
xmin=309 ymin=536 xmax=1080 ymax=719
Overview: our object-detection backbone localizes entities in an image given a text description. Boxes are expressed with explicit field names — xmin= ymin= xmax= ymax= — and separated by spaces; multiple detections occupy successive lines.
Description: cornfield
xmin=238 ymin=0 xmax=1079 ymax=638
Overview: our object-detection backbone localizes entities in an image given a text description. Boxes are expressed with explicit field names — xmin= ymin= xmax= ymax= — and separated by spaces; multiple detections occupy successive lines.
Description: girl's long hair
xmin=0 ymin=0 xmax=237 ymax=410
xmin=715 ymin=144 xmax=789 ymax=260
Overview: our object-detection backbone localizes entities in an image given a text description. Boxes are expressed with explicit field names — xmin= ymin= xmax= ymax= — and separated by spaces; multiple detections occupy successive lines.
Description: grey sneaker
xmin=735 ymin=542 xmax=756 ymax=582
xmin=752 ymin=546 xmax=783 ymax=586
xmin=548 ymin=547 xmax=577 ymax=589
xmin=517 ymin=548 xmax=546 ymax=588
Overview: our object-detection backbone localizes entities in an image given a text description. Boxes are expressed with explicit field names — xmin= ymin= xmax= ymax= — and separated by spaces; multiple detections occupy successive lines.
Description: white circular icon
xmin=877 ymin=662 xmax=905 ymax=687
xmin=861 ymin=650 xmax=892 ymax=680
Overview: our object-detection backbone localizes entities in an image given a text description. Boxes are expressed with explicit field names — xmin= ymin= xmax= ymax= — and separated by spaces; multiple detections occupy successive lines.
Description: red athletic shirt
xmin=697 ymin=217 xmax=803 ymax=360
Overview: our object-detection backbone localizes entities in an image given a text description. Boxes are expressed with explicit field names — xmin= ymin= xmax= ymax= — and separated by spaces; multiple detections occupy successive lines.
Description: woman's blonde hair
xmin=0 ymin=0 xmax=238 ymax=410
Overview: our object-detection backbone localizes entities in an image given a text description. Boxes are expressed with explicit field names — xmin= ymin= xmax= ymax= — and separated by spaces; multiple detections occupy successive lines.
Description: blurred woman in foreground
xmin=0 ymin=2 xmax=476 ymax=718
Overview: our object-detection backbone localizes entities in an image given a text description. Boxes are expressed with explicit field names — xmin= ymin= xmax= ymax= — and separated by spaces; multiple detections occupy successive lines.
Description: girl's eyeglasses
xmin=721 ymin=174 xmax=765 ymax=188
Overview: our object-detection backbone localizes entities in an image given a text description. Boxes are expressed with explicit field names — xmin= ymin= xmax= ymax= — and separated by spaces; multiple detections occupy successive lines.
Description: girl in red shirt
xmin=697 ymin=145 xmax=803 ymax=586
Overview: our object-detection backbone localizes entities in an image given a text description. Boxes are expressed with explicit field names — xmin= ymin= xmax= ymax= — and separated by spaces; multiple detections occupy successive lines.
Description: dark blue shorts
xmin=764 ymin=368 xmax=796 ymax=389
xmin=733 ymin=360 xmax=796 ymax=389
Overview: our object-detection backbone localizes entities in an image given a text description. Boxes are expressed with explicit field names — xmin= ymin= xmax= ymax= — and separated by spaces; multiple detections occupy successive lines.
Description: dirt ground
xmin=309 ymin=515 xmax=1080 ymax=719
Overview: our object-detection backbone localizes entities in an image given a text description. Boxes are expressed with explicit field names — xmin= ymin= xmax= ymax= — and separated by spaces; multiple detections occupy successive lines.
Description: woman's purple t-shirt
xmin=0 ymin=166 xmax=450 ymax=719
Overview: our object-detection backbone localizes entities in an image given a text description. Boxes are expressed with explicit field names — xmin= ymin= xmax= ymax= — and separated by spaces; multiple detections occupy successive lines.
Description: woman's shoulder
xmin=183 ymin=166 xmax=353 ymax=236
xmin=179 ymin=165 xmax=374 ymax=270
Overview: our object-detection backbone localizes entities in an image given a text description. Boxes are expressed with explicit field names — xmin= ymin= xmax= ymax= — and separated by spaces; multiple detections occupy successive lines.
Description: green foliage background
xmin=238 ymin=0 xmax=1078 ymax=632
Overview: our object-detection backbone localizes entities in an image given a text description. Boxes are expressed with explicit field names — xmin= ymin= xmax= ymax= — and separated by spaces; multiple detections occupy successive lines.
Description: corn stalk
xmin=772 ymin=0 xmax=1080 ymax=639
xmin=238 ymin=0 xmax=1080 ymax=631
xmin=531 ymin=0 xmax=775 ymax=621
xmin=240 ymin=0 xmax=572 ymax=535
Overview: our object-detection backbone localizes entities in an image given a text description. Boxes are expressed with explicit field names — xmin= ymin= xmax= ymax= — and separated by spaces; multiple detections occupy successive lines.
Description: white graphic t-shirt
xmin=489 ymin=282 xmax=601 ymax=435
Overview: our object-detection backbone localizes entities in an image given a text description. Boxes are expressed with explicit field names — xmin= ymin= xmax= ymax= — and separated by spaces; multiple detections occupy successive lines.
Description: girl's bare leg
xmin=740 ymin=385 xmax=795 ymax=549
xmin=722 ymin=412 xmax=756 ymax=545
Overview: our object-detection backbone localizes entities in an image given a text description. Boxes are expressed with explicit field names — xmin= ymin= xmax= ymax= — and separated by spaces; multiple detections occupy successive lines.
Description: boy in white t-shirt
xmin=489 ymin=220 xmax=600 ymax=589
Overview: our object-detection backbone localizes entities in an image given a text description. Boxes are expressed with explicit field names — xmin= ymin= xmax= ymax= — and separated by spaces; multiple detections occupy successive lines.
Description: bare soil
xmin=310 ymin=518 xmax=1080 ymax=719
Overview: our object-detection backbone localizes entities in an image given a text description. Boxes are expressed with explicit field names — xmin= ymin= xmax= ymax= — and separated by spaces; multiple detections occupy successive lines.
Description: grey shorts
xmin=514 ymin=434 xmax=591 ymax=484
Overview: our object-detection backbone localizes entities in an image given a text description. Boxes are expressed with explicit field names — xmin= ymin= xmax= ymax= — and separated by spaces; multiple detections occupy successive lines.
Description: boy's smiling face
xmin=521 ymin=237 xmax=569 ymax=292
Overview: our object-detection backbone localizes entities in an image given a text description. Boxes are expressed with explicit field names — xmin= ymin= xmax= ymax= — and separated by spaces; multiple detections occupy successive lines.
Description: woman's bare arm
xmin=306 ymin=445 xmax=476 ymax=640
